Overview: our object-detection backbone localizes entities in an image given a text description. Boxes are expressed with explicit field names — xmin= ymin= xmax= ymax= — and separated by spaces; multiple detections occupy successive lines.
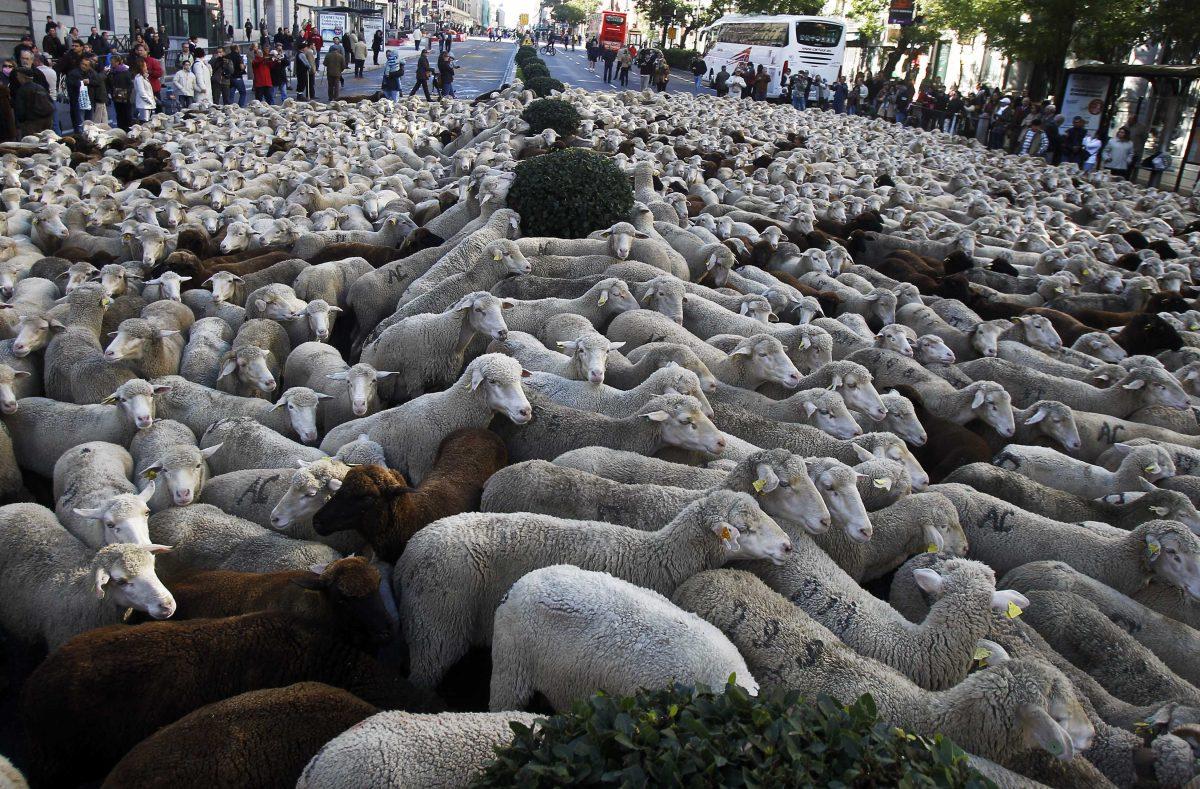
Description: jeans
xmin=693 ymin=74 xmax=701 ymax=92
xmin=410 ymin=76 xmax=431 ymax=100
xmin=792 ymin=92 xmax=805 ymax=110
xmin=618 ymin=66 xmax=629 ymax=86
xmin=354 ymin=58 xmax=364 ymax=77
xmin=273 ymin=83 xmax=286 ymax=103
xmin=895 ymin=108 xmax=907 ymax=125
xmin=384 ymin=88 xmax=399 ymax=101
xmin=176 ymin=94 xmax=192 ymax=109
xmin=603 ymin=61 xmax=614 ymax=82
xmin=230 ymin=76 xmax=248 ymax=106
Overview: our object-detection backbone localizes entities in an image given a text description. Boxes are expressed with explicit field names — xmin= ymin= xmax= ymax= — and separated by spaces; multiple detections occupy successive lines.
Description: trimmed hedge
xmin=521 ymin=98 xmax=581 ymax=137
xmin=475 ymin=683 xmax=994 ymax=788
xmin=508 ymin=148 xmax=633 ymax=239
xmin=664 ymin=47 xmax=701 ymax=70
xmin=515 ymin=45 xmax=539 ymax=65
xmin=521 ymin=62 xmax=551 ymax=80
xmin=525 ymin=76 xmax=565 ymax=98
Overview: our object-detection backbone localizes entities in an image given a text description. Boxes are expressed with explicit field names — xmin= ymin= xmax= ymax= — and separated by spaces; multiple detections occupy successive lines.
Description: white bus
xmin=700 ymin=15 xmax=848 ymax=98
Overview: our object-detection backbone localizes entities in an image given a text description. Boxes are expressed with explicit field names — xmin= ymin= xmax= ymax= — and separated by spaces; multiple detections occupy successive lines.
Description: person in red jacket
xmin=250 ymin=44 xmax=273 ymax=103
xmin=131 ymin=42 xmax=162 ymax=98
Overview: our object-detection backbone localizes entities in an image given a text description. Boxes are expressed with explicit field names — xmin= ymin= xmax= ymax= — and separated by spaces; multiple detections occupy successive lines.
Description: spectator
xmin=191 ymin=48 xmax=213 ymax=107
xmin=616 ymin=45 xmax=632 ymax=87
xmin=16 ymin=50 xmax=48 ymax=91
xmin=132 ymin=58 xmax=154 ymax=122
xmin=352 ymin=34 xmax=367 ymax=78
xmin=12 ymin=67 xmax=54 ymax=136
xmin=410 ymin=47 xmax=431 ymax=100
xmin=753 ymin=65 xmax=769 ymax=101
xmin=108 ymin=54 xmax=133 ymax=127
xmin=586 ymin=38 xmax=598 ymax=71
xmin=228 ymin=44 xmax=248 ymax=106
xmin=342 ymin=31 xmax=353 ymax=58
xmin=176 ymin=42 xmax=194 ymax=74
xmin=145 ymin=28 xmax=164 ymax=59
xmin=1043 ymin=115 xmax=1064 ymax=163
xmin=44 ymin=15 xmax=56 ymax=35
xmin=14 ymin=33 xmax=35 ymax=62
xmin=894 ymin=80 xmax=911 ymax=124
xmin=371 ymin=29 xmax=384 ymax=65
xmin=601 ymin=45 xmax=616 ymax=84
xmin=274 ymin=27 xmax=288 ymax=50
xmin=690 ymin=54 xmax=706 ymax=93
xmin=294 ymin=41 xmax=315 ymax=100
xmin=1017 ymin=118 xmax=1048 ymax=157
xmin=87 ymin=55 xmax=109 ymax=125
xmin=245 ymin=19 xmax=254 ymax=42
xmin=1102 ymin=126 xmax=1134 ymax=179
xmin=790 ymin=70 xmax=808 ymax=110
xmin=728 ymin=69 xmax=745 ymax=99
xmin=381 ymin=49 xmax=402 ymax=100
xmin=324 ymin=43 xmax=346 ymax=100
xmin=0 ymin=78 xmax=14 ymax=141
xmin=250 ymin=45 xmax=272 ymax=103
xmin=41 ymin=24 xmax=63 ymax=60
xmin=831 ymin=75 xmax=848 ymax=112
xmin=944 ymin=89 xmax=964 ymax=134
xmin=210 ymin=46 xmax=231 ymax=105
xmin=269 ymin=46 xmax=289 ymax=104
xmin=437 ymin=49 xmax=456 ymax=99
xmin=1142 ymin=141 xmax=1170 ymax=188
xmin=636 ymin=47 xmax=658 ymax=91
xmin=1062 ymin=116 xmax=1087 ymax=167
xmin=226 ymin=23 xmax=235 ymax=41
xmin=654 ymin=58 xmax=670 ymax=92
xmin=65 ymin=55 xmax=92 ymax=132
xmin=172 ymin=54 xmax=195 ymax=109
xmin=1082 ymin=131 xmax=1103 ymax=173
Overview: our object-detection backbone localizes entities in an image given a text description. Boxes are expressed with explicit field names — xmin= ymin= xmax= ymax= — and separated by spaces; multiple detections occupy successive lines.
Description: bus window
xmin=716 ymin=22 xmax=789 ymax=47
xmin=793 ymin=21 xmax=842 ymax=47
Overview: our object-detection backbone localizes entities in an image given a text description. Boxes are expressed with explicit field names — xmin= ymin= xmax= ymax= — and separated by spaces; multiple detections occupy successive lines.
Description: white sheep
xmin=0 ymin=503 xmax=174 ymax=650
xmin=398 ymin=490 xmax=793 ymax=687
xmin=127 ymin=418 xmax=222 ymax=510
xmin=521 ymin=363 xmax=713 ymax=418
xmin=993 ymin=442 xmax=1175 ymax=499
xmin=283 ymin=342 xmax=395 ymax=429
xmin=52 ymin=441 xmax=155 ymax=548
xmin=152 ymin=375 xmax=325 ymax=445
xmin=216 ymin=318 xmax=291 ymax=399
xmin=488 ymin=330 xmax=623 ymax=385
xmin=491 ymin=565 xmax=758 ymax=711
xmin=200 ymin=416 xmax=326 ymax=475
xmin=178 ymin=316 xmax=234 ymax=388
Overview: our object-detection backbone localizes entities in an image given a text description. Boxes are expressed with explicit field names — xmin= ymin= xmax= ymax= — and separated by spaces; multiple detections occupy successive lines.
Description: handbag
xmin=77 ymin=84 xmax=92 ymax=111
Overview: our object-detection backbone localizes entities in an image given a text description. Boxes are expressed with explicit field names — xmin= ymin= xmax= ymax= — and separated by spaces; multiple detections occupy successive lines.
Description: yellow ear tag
xmin=598 ymin=293 xmax=609 ymax=306
xmin=926 ymin=544 xmax=939 ymax=554
xmin=1081 ymin=268 xmax=1091 ymax=276
xmin=1144 ymin=465 xmax=1159 ymax=474
xmin=873 ymin=478 xmax=891 ymax=490
xmin=971 ymin=646 xmax=991 ymax=665
xmin=719 ymin=526 xmax=732 ymax=541
xmin=143 ymin=469 xmax=158 ymax=480
xmin=1146 ymin=542 xmax=1161 ymax=559
xmin=493 ymin=251 xmax=502 ymax=261
xmin=752 ymin=479 xmax=766 ymax=493
xmin=1005 ymin=601 xmax=1023 ymax=619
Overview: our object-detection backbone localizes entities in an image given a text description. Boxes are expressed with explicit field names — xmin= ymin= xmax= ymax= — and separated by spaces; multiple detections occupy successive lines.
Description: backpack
xmin=28 ymin=83 xmax=55 ymax=117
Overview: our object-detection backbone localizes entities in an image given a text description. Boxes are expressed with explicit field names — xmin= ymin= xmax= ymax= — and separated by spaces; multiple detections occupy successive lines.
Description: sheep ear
xmin=138 ymin=481 xmax=157 ymax=501
xmin=151 ymin=384 xmax=173 ymax=396
xmin=803 ymin=401 xmax=817 ymax=417
xmin=597 ymin=289 xmax=610 ymax=307
xmin=1024 ymin=407 xmax=1047 ymax=425
xmin=728 ymin=343 xmax=753 ymax=358
xmin=828 ymin=374 xmax=842 ymax=390
xmin=200 ymin=443 xmax=223 ymax=459
xmin=912 ymin=568 xmax=944 ymax=594
xmin=326 ymin=371 xmax=350 ymax=381
xmin=556 ymin=340 xmax=578 ymax=353
xmin=971 ymin=388 xmax=987 ymax=410
xmin=291 ymin=575 xmax=327 ymax=590
xmin=12 ymin=370 xmax=30 ymax=379
xmin=990 ymin=589 xmax=1029 ymax=613
xmin=1138 ymin=477 xmax=1158 ymax=492
xmin=254 ymin=299 xmax=267 ymax=312
xmin=451 ymin=295 xmax=474 ymax=312
xmin=974 ymin=638 xmax=1011 ymax=667
xmin=711 ymin=521 xmax=741 ymax=551
xmin=156 ymin=329 xmax=181 ymax=339
xmin=145 ymin=544 xmax=172 ymax=554
xmin=74 ymin=506 xmax=105 ymax=519
xmin=634 ymin=231 xmax=650 ymax=239
xmin=739 ymin=301 xmax=750 ymax=315
xmin=501 ymin=299 xmax=516 ymax=310
xmin=800 ymin=335 xmax=812 ymax=350
xmin=1145 ymin=534 xmax=1163 ymax=561
xmin=375 ymin=370 xmax=398 ymax=379
xmin=1020 ymin=705 xmax=1075 ymax=761
xmin=874 ymin=477 xmax=892 ymax=490
xmin=1123 ymin=377 xmax=1146 ymax=390
xmin=641 ymin=410 xmax=671 ymax=422
xmin=753 ymin=463 xmax=780 ymax=493
xmin=470 ymin=367 xmax=485 ymax=391
xmin=851 ymin=444 xmax=875 ymax=462
xmin=1148 ymin=505 xmax=1169 ymax=516
xmin=218 ymin=359 xmax=238 ymax=379
xmin=609 ymin=341 xmax=626 ymax=351
xmin=270 ymin=399 xmax=289 ymax=410
xmin=923 ymin=524 xmax=944 ymax=551
xmin=315 ymin=393 xmax=334 ymax=401
xmin=94 ymin=566 xmax=111 ymax=598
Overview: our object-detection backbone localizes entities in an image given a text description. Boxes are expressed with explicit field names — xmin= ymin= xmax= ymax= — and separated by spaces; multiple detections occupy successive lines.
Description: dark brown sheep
xmin=1111 ymin=313 xmax=1184 ymax=355
xmin=154 ymin=248 xmax=292 ymax=288
xmin=307 ymin=241 xmax=408 ymax=267
xmin=21 ymin=611 xmax=442 ymax=786
xmin=154 ymin=557 xmax=390 ymax=641
xmin=312 ymin=428 xmax=507 ymax=562
xmin=891 ymin=384 xmax=992 ymax=483
xmin=101 ymin=683 xmax=377 ymax=789
xmin=1051 ymin=293 xmax=1190 ymax=331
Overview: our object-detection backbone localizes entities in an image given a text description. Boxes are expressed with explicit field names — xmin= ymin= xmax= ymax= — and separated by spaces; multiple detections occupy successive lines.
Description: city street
xmin=315 ymin=37 xmax=516 ymax=101
xmin=533 ymin=43 xmax=718 ymax=97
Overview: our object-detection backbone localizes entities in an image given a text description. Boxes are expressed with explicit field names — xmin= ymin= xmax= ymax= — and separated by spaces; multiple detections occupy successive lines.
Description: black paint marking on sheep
xmin=979 ymin=506 xmax=1014 ymax=533
xmin=1106 ymin=610 xmax=1142 ymax=635
xmin=794 ymin=639 xmax=825 ymax=669
xmin=1096 ymin=423 xmax=1125 ymax=445
xmin=752 ymin=618 xmax=781 ymax=649
xmin=237 ymin=474 xmax=283 ymax=506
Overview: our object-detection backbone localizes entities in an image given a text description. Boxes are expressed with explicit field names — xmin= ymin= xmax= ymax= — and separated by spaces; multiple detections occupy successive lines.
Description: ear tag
xmin=1146 ymin=542 xmax=1161 ymax=560
xmin=598 ymin=293 xmax=609 ymax=306
xmin=926 ymin=544 xmax=939 ymax=554
xmin=971 ymin=646 xmax=991 ymax=666
xmin=752 ymin=479 xmax=766 ymax=493
xmin=1005 ymin=601 xmax=1023 ymax=619
xmin=143 ymin=469 xmax=158 ymax=480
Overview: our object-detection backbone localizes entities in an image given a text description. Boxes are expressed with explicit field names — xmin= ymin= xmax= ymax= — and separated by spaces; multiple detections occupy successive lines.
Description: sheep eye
xmin=848 ymin=382 xmax=857 ymax=388
xmin=819 ymin=409 xmax=829 ymax=416
xmin=116 ymin=578 xmax=130 ymax=587
xmin=488 ymin=379 xmax=498 ymax=385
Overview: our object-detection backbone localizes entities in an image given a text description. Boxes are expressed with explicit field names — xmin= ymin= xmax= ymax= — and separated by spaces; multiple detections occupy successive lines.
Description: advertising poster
xmin=318 ymin=11 xmax=347 ymax=52
xmin=1059 ymin=72 xmax=1111 ymax=133
xmin=888 ymin=0 xmax=915 ymax=25
xmin=362 ymin=16 xmax=384 ymax=45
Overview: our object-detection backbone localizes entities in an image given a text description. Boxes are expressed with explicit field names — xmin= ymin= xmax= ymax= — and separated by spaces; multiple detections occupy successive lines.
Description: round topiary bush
xmin=474 ymin=683 xmax=993 ymax=788
xmin=524 ymin=76 xmax=565 ymax=98
xmin=508 ymin=148 xmax=633 ymax=239
xmin=521 ymin=98 xmax=580 ymax=137
xmin=515 ymin=46 xmax=539 ymax=65
xmin=521 ymin=62 xmax=550 ymax=80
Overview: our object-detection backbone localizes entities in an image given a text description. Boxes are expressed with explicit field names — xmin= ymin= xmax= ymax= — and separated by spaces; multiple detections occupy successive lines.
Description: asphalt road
xmin=311 ymin=37 xmax=516 ymax=101
xmin=535 ymin=43 xmax=719 ymax=97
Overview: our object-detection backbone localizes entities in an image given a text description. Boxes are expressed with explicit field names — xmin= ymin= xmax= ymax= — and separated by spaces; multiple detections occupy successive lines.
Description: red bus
xmin=588 ymin=11 xmax=627 ymax=51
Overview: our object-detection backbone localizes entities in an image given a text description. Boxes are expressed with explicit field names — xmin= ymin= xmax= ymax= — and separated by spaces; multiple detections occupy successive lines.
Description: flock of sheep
xmin=0 ymin=79 xmax=1199 ymax=789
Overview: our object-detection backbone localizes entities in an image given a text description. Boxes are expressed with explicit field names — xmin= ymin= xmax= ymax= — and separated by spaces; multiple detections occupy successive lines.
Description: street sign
xmin=519 ymin=13 xmax=529 ymax=26
xmin=888 ymin=0 xmax=915 ymax=25
xmin=667 ymin=26 xmax=676 ymax=39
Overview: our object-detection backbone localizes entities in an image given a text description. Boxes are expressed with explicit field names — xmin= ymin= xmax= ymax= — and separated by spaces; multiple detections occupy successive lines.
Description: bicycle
xmin=541 ymin=42 xmax=556 ymax=56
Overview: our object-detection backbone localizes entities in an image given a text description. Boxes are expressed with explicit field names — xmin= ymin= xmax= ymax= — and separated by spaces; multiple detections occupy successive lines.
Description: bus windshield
xmin=794 ymin=21 xmax=842 ymax=47
xmin=603 ymin=13 xmax=624 ymax=26
xmin=716 ymin=22 xmax=789 ymax=47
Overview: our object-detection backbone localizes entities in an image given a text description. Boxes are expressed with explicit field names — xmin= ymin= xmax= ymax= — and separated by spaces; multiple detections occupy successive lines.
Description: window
xmin=603 ymin=13 xmax=624 ymax=26
xmin=717 ymin=22 xmax=788 ymax=47
xmin=793 ymin=21 xmax=842 ymax=48
xmin=156 ymin=0 xmax=206 ymax=37
xmin=54 ymin=0 xmax=72 ymax=15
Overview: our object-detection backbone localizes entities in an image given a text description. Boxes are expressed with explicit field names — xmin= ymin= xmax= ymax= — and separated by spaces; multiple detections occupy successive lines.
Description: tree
xmin=676 ymin=0 xmax=728 ymax=49
xmin=735 ymin=0 xmax=821 ymax=14
xmin=551 ymin=3 xmax=587 ymax=25
xmin=634 ymin=0 xmax=687 ymax=46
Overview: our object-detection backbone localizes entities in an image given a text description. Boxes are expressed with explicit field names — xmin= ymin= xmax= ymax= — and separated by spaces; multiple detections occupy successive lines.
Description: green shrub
xmin=664 ymin=47 xmax=701 ymax=70
xmin=475 ymin=683 xmax=995 ymax=788
xmin=521 ymin=62 xmax=550 ymax=80
xmin=515 ymin=46 xmax=539 ymax=65
xmin=524 ymin=76 xmax=566 ymax=98
xmin=508 ymin=148 xmax=633 ymax=239
xmin=521 ymin=98 xmax=580 ymax=137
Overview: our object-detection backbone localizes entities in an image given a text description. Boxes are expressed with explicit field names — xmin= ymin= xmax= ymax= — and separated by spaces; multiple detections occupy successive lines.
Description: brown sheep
xmin=312 ymin=428 xmax=508 ymax=562
xmin=101 ymin=683 xmax=377 ymax=789
xmin=891 ymin=384 xmax=991 ymax=483
xmin=307 ymin=241 xmax=408 ymax=267
xmin=154 ymin=248 xmax=292 ymax=289
xmin=151 ymin=557 xmax=390 ymax=640
xmin=1020 ymin=307 xmax=1095 ymax=345
xmin=21 ymin=611 xmax=442 ymax=786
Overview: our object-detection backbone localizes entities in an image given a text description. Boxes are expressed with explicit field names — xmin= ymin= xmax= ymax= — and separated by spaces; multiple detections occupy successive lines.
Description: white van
xmin=700 ymin=15 xmax=848 ymax=98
